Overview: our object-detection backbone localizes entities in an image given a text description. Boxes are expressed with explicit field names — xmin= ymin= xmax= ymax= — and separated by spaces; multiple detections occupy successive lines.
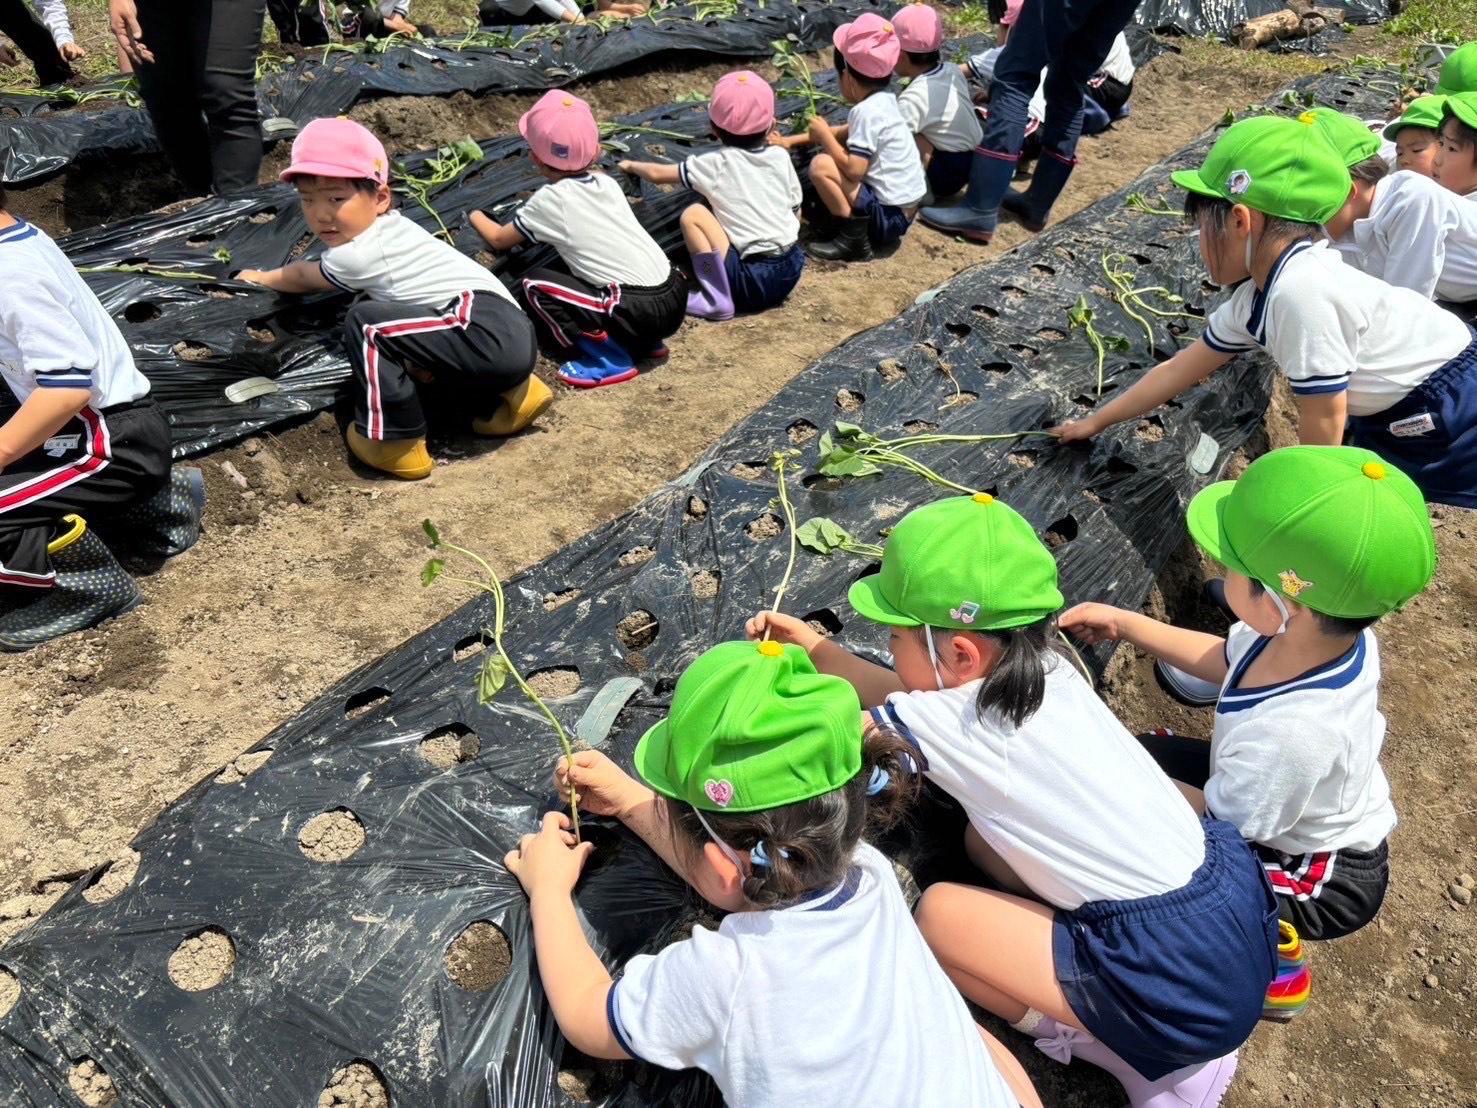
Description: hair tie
xmin=866 ymin=764 xmax=890 ymax=796
xmin=749 ymin=840 xmax=789 ymax=868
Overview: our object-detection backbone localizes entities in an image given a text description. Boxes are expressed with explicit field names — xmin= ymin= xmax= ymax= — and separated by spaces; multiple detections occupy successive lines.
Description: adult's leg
xmin=132 ymin=0 xmax=213 ymax=196
xmin=199 ymin=0 xmax=267 ymax=194
xmin=0 ymin=0 xmax=70 ymax=84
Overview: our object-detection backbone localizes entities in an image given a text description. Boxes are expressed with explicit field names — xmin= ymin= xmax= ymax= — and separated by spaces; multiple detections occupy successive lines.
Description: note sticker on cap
xmin=948 ymin=601 xmax=980 ymax=624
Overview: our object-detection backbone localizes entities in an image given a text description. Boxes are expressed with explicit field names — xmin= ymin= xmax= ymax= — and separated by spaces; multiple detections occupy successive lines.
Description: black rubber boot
xmin=0 ymin=517 xmax=141 ymax=652
xmin=806 ymin=215 xmax=874 ymax=262
xmin=98 ymin=466 xmax=206 ymax=559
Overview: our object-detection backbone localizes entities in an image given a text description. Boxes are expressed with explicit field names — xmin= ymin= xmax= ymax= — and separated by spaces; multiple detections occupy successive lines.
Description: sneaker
xmin=1262 ymin=920 xmax=1311 ymax=1021
xmin=556 ymin=333 xmax=638 ymax=389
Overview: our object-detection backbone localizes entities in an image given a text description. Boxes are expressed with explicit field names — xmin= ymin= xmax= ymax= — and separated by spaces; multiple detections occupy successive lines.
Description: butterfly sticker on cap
xmin=1278 ymin=569 xmax=1313 ymax=598
xmin=949 ymin=601 xmax=980 ymax=625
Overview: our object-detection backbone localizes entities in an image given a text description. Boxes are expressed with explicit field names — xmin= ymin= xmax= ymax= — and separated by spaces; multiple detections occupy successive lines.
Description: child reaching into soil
xmin=470 ymin=91 xmax=686 ymax=388
xmin=748 ymin=493 xmax=1279 ymax=1108
xmin=890 ymin=4 xmax=983 ymax=203
xmin=238 ymin=118 xmax=544 ymax=482
xmin=1436 ymin=93 xmax=1477 ymax=200
xmin=504 ymin=639 xmax=1041 ymax=1108
xmin=1055 ymin=114 xmax=1477 ymax=509
xmin=1061 ymin=446 xmax=1435 ymax=947
xmin=1383 ymin=96 xmax=1446 ymax=179
xmin=773 ymin=13 xmax=927 ymax=262
xmin=477 ymin=0 xmax=584 ymax=26
xmin=619 ymin=71 xmax=803 ymax=321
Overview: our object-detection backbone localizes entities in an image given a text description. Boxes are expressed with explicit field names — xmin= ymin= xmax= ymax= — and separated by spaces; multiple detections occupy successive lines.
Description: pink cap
xmin=519 ymin=90 xmax=599 ymax=172
xmin=281 ymin=117 xmax=389 ymax=185
xmin=891 ymin=4 xmax=942 ymax=53
xmin=709 ymin=70 xmax=775 ymax=137
xmin=1001 ymin=0 xmax=1024 ymax=26
xmin=833 ymin=12 xmax=901 ymax=80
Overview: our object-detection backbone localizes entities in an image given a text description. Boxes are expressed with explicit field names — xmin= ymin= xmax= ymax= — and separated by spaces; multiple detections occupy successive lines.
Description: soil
xmin=66 ymin=1059 xmax=117 ymax=1108
xmin=691 ymin=568 xmax=721 ymax=599
xmin=444 ymin=921 xmax=512 ymax=992
xmin=3 ymin=32 xmax=1472 ymax=1106
xmin=214 ymin=749 xmax=275 ymax=785
xmin=745 ymin=513 xmax=784 ymax=541
xmin=319 ymin=1061 xmax=391 ymax=1108
xmin=297 ymin=809 xmax=367 ymax=863
xmin=166 ymin=927 xmax=236 ymax=992
xmin=616 ymin=610 xmax=659 ymax=651
xmin=526 ymin=666 xmax=582 ymax=699
xmin=420 ymin=725 xmax=481 ymax=769
xmin=79 ymin=848 xmax=139 ymax=905
xmin=0 ymin=966 xmax=17 ymax=1018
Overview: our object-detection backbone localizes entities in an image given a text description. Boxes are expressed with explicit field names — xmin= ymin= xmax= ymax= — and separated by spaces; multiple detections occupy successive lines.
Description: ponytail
xmin=969 ymin=618 xmax=1066 ymax=728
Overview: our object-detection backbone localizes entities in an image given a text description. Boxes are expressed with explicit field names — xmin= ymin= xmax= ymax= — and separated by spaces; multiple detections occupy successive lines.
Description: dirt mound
xmin=320 ymin=1061 xmax=391 ymax=1108
xmin=298 ymin=810 xmax=366 ymax=862
xmin=444 ymin=922 xmax=512 ymax=992
xmin=166 ymin=928 xmax=236 ymax=992
xmin=66 ymin=1059 xmax=117 ymax=1107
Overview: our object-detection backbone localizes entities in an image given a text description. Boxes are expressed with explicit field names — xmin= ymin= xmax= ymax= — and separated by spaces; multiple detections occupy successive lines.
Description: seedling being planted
xmin=1067 ymin=295 xmax=1129 ymax=398
xmin=796 ymin=517 xmax=884 ymax=559
xmin=1101 ymin=252 xmax=1201 ymax=354
xmin=394 ymin=137 xmax=485 ymax=241
xmin=771 ymin=37 xmax=843 ymax=126
xmin=815 ymin=422 xmax=1054 ymax=494
xmin=421 ymin=520 xmax=581 ymax=839
xmin=1124 ymin=192 xmax=1179 ymax=217
xmin=761 ymin=450 xmax=801 ymax=637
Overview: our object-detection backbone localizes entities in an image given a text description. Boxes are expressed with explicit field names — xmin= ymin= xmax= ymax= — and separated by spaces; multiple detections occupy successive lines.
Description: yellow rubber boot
xmin=472 ymin=375 xmax=553 ymax=437
xmin=345 ymin=426 xmax=434 ymax=480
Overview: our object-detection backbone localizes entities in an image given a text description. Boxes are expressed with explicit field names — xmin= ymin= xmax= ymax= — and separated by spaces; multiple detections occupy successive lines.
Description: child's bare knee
xmin=679 ymin=203 xmax=703 ymax=227
xmin=809 ymin=154 xmax=837 ymax=182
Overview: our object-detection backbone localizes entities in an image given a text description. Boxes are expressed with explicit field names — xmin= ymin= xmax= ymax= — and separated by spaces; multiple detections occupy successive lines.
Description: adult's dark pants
xmin=0 ymin=0 xmax=70 ymax=85
xmin=267 ymin=0 xmax=331 ymax=46
xmin=981 ymin=0 xmax=1141 ymax=167
xmin=132 ymin=0 xmax=267 ymax=196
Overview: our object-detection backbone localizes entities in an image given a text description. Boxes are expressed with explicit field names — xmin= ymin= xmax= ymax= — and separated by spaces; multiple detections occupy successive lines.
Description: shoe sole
xmin=917 ymin=216 xmax=993 ymax=244
xmin=1194 ymin=1052 xmax=1238 ymax=1108
xmin=557 ymin=366 xmax=639 ymax=389
xmin=0 ymin=593 xmax=143 ymax=653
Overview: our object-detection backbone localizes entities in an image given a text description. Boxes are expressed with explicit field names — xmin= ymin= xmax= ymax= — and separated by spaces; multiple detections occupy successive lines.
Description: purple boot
xmin=1032 ymin=1016 xmax=1239 ymax=1107
xmin=686 ymin=250 xmax=735 ymax=321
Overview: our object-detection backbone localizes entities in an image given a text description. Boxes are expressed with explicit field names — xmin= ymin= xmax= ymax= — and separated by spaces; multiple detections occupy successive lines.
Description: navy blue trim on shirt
xmin=605 ymin=980 xmax=648 ymax=1062
xmin=847 ymin=145 xmax=876 ymax=159
xmin=1202 ymin=322 xmax=1253 ymax=354
xmin=788 ymin=865 xmax=863 ymax=913
xmin=510 ymin=212 xmax=537 ymax=244
xmin=35 ymin=371 xmax=93 ymax=388
xmin=870 ymin=704 xmax=930 ymax=773
xmin=0 ymin=219 xmax=38 ymax=246
xmin=1246 ymin=239 xmax=1314 ymax=345
xmin=320 ymin=263 xmax=355 ymax=293
xmin=1217 ymin=629 xmax=1368 ymax=715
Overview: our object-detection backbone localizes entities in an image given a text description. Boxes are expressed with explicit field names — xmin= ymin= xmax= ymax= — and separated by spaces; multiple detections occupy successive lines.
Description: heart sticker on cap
xmin=704 ymin=779 xmax=735 ymax=807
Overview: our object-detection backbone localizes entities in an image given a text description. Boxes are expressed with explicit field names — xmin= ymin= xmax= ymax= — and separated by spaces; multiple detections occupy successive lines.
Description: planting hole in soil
xmin=526 ymin=666 xmax=581 ymax=699
xmin=1009 ymin=344 xmax=1039 ymax=360
xmin=1127 ymin=251 xmax=1152 ymax=266
xmin=453 ymin=631 xmax=492 ymax=661
xmin=344 ymin=686 xmax=391 ymax=720
xmin=1071 ymin=393 xmax=1100 ymax=409
xmin=543 ymin=588 xmax=580 ymax=612
xmin=1030 ymin=264 xmax=1056 ymax=278
xmin=0 ymin=967 xmax=19 ymax=1018
xmin=1000 ymin=285 xmax=1027 ymax=302
xmin=420 ymin=724 xmax=480 ymax=769
xmin=173 ymin=340 xmax=212 ymax=362
xmin=1044 ymin=515 xmax=1080 ymax=548
xmin=215 ymin=749 xmax=273 ymax=785
xmin=942 ymin=391 xmax=979 ymax=409
xmin=691 ymin=568 xmax=721 ymax=599
xmin=1035 ymin=327 xmax=1067 ymax=342
xmin=835 ymin=389 xmax=864 ymax=412
xmin=67 ymin=1059 xmax=117 ymax=1108
xmin=802 ymin=474 xmax=844 ymax=492
xmin=320 ymin=1060 xmax=391 ymax=1108
xmin=444 ymin=921 xmax=511 ymax=993
xmin=944 ymin=322 xmax=971 ymax=340
xmin=971 ymin=303 xmax=999 ymax=319
xmin=729 ymin=460 xmax=767 ymax=480
xmin=877 ymin=358 xmax=906 ymax=382
xmin=685 ymin=496 xmax=708 ymax=521
xmin=787 ymin=419 xmax=819 ymax=444
xmin=903 ymin=419 xmax=938 ymax=435
xmin=288 ymin=233 xmax=315 ymax=261
xmin=247 ymin=208 xmax=277 ymax=224
xmin=557 ymin=1050 xmax=625 ymax=1104
xmin=200 ymin=285 xmax=243 ymax=300
xmin=617 ymin=611 xmax=658 ymax=651
xmin=851 ymin=562 xmax=882 ymax=587
xmin=1201 ymin=280 xmax=1221 ymax=295
xmin=185 ymin=233 xmax=216 ymax=247
xmin=1135 ymin=416 xmax=1166 ymax=443
xmin=246 ymin=322 xmax=275 ymax=344
xmin=81 ymin=849 xmax=140 ymax=905
xmin=167 ymin=927 xmax=236 ymax=992
xmin=1007 ymin=450 xmax=1038 ymax=469
xmin=981 ymin=361 xmax=1011 ymax=375
xmin=618 ymin=546 xmax=655 ymax=568
xmin=803 ymin=609 xmax=843 ymax=637
xmin=745 ymin=513 xmax=784 ymax=541
xmin=298 ymin=808 xmax=365 ymax=863
xmin=124 ymin=301 xmax=160 ymax=324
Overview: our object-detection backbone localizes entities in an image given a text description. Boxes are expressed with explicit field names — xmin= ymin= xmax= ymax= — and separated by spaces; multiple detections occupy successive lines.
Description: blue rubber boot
xmin=556 ymin=332 xmax=638 ymax=389
xmin=918 ymin=149 xmax=1019 ymax=243
xmin=1000 ymin=151 xmax=1077 ymax=234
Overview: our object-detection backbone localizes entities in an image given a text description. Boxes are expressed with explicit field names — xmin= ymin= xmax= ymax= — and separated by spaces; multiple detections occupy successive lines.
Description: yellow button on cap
xmin=757 ymin=640 xmax=784 ymax=657
xmin=972 ymin=492 xmax=995 ymax=505
xmin=1361 ymin=461 xmax=1386 ymax=480
xmin=561 ymin=97 xmax=573 ymax=107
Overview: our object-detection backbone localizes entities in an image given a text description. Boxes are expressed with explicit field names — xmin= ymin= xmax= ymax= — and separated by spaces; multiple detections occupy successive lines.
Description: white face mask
xmin=1266 ymin=585 xmax=1291 ymax=636
xmin=1243 ymin=224 xmax=1257 ymax=274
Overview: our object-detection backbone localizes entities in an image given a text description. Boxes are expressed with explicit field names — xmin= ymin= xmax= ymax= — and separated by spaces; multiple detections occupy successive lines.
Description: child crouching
xmin=891 ymin=4 xmax=983 ymax=203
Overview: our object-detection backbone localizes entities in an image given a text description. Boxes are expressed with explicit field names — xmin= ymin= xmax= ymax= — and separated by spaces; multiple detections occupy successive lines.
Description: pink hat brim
xmin=280 ymin=160 xmax=384 ymax=184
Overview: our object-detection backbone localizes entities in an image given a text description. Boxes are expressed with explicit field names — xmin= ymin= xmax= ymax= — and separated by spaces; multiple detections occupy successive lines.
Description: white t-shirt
xmin=1096 ymin=33 xmax=1136 ymax=85
xmin=1208 ymin=623 xmax=1396 ymax=855
xmin=608 ymin=844 xmax=1015 ymax=1108
xmin=847 ymin=92 xmax=928 ymax=208
xmin=898 ymin=64 xmax=984 ymax=154
xmin=512 ymin=172 xmax=672 ymax=287
xmin=968 ymin=47 xmax=1047 ymax=125
xmin=877 ymin=660 xmax=1204 ymax=910
xmin=1336 ymin=170 xmax=1477 ymax=303
xmin=678 ymin=146 xmax=801 ymax=257
xmin=28 ymin=0 xmax=74 ymax=46
xmin=1202 ymin=239 xmax=1472 ymax=416
xmin=486 ymin=0 xmax=578 ymax=17
xmin=0 ymin=219 xmax=149 ymax=409
xmin=320 ymin=210 xmax=516 ymax=307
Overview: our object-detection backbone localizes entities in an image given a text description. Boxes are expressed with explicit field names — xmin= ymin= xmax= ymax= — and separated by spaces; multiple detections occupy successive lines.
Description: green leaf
xmin=1104 ymin=334 xmax=1132 ymax=351
xmin=1068 ymin=295 xmax=1093 ymax=328
xmin=796 ymin=516 xmax=852 ymax=554
xmin=816 ymin=431 xmax=834 ymax=458
xmin=477 ymin=655 xmax=510 ymax=704
xmin=422 ymin=518 xmax=442 ymax=547
xmin=213 ymin=246 xmax=233 ymax=263
xmin=452 ymin=137 xmax=485 ymax=163
xmin=833 ymin=421 xmax=865 ymax=439
xmin=421 ymin=558 xmax=444 ymax=587
xmin=819 ymin=453 xmax=882 ymax=478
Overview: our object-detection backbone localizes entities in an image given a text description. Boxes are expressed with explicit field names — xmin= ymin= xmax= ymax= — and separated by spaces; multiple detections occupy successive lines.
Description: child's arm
xmin=35 ymin=0 xmax=84 ymax=58
xmin=617 ymin=159 xmax=680 ymax=185
xmin=557 ymin=751 xmax=692 ymax=880
xmin=809 ymin=116 xmax=867 ymax=184
xmin=913 ymin=133 xmax=935 ymax=167
xmin=746 ymin=611 xmax=906 ymax=706
xmin=1053 ymin=338 xmax=1233 ymax=443
xmin=0 ymin=387 xmax=91 ymax=470
xmin=1294 ymin=391 xmax=1347 ymax=446
xmin=468 ymin=209 xmax=528 ymax=252
xmin=1060 ymin=603 xmax=1228 ymax=684
xmin=504 ymin=812 xmax=631 ymax=1060
xmin=236 ymin=262 xmax=334 ymax=295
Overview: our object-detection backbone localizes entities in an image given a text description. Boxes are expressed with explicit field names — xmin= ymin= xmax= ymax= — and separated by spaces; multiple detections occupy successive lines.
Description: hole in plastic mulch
xmin=802 ymin=609 xmax=844 ymax=637
xmin=321 ymin=1059 xmax=392 ymax=1108
xmin=344 ymin=686 xmax=391 ymax=720
xmin=617 ymin=611 xmax=659 ymax=651
xmin=167 ymin=927 xmax=236 ymax=992
xmin=420 ymin=723 xmax=481 ymax=769
xmin=745 ymin=513 xmax=785 ymax=541
xmin=298 ymin=808 xmax=366 ymax=863
xmin=787 ymin=419 xmax=819 ymax=444
xmin=123 ymin=301 xmax=160 ymax=323
xmin=1044 ymin=515 xmax=1080 ymax=548
xmin=453 ymin=632 xmax=492 ymax=661
xmin=445 ymin=921 xmax=512 ymax=993
xmin=526 ymin=666 xmax=581 ymax=699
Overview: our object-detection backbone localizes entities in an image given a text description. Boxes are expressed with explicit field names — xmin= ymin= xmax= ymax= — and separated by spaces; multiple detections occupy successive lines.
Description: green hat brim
xmin=1171 ymin=167 xmax=1226 ymax=203
xmin=1185 ymin=480 xmax=1256 ymax=580
xmin=847 ymin=574 xmax=922 ymax=627
xmin=1447 ymin=94 xmax=1477 ymax=131
xmin=632 ymin=719 xmax=684 ymax=802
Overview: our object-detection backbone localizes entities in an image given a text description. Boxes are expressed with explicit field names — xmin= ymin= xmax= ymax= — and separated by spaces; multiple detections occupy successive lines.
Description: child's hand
xmin=1059 ymin=602 xmax=1131 ymax=645
xmin=744 ymin=610 xmax=823 ymax=651
xmin=60 ymin=42 xmax=87 ymax=62
xmin=504 ymin=811 xmax=594 ymax=901
xmin=557 ymin=750 xmax=647 ymax=819
xmin=1051 ymin=415 xmax=1101 ymax=444
xmin=235 ymin=269 xmax=269 ymax=286
xmin=807 ymin=115 xmax=833 ymax=144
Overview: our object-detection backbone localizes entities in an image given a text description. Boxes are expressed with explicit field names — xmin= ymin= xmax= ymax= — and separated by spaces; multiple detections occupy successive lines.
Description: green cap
xmin=634 ymin=640 xmax=862 ymax=813
xmin=1435 ymin=42 xmax=1477 ymax=95
xmin=1171 ymin=114 xmax=1352 ymax=224
xmin=1383 ymin=94 xmax=1447 ymax=140
xmin=847 ymin=493 xmax=1064 ymax=631
xmin=1186 ymin=446 xmax=1436 ymax=619
xmin=1304 ymin=107 xmax=1382 ymax=167
xmin=1445 ymin=89 xmax=1477 ymax=132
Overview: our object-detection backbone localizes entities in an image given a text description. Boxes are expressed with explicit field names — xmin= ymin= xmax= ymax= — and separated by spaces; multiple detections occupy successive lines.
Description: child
xmin=1436 ymin=92 xmax=1477 ymax=199
xmin=470 ymin=91 xmax=686 ymax=387
xmin=1435 ymin=41 xmax=1477 ymax=95
xmin=892 ymin=4 xmax=983 ymax=203
xmin=25 ymin=0 xmax=83 ymax=61
xmin=749 ymin=493 xmax=1279 ymax=1108
xmin=1062 ymin=446 xmax=1435 ymax=941
xmin=1055 ymin=114 xmax=1477 ymax=509
xmin=0 ymin=0 xmax=71 ymax=84
xmin=478 ymin=0 xmax=583 ymax=25
xmin=239 ymin=118 xmax=544 ymax=482
xmin=0 ymin=187 xmax=203 ymax=650
xmin=778 ymin=13 xmax=927 ymax=262
xmin=619 ymin=71 xmax=804 ymax=321
xmin=505 ymin=640 xmax=1041 ymax=1108
xmin=1383 ymin=95 xmax=1446 ymax=178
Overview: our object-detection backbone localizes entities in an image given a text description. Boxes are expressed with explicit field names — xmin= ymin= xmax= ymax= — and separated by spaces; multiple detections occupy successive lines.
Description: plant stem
xmin=764 ymin=451 xmax=800 ymax=635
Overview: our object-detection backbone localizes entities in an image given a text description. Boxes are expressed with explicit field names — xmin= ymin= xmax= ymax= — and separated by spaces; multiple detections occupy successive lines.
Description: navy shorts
xmin=1053 ymin=817 xmax=1279 ymax=1081
xmin=1349 ymin=329 xmax=1477 ymax=509
xmin=723 ymin=243 xmax=805 ymax=313
xmin=853 ymin=182 xmax=913 ymax=248
xmin=927 ymin=149 xmax=975 ymax=200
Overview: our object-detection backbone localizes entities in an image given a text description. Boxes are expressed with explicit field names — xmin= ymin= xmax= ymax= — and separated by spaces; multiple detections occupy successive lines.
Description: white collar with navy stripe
xmin=1246 ymin=238 xmax=1315 ymax=344
xmin=1217 ymin=629 xmax=1368 ymax=715
xmin=0 ymin=218 xmax=37 ymax=245
xmin=783 ymin=865 xmax=864 ymax=912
